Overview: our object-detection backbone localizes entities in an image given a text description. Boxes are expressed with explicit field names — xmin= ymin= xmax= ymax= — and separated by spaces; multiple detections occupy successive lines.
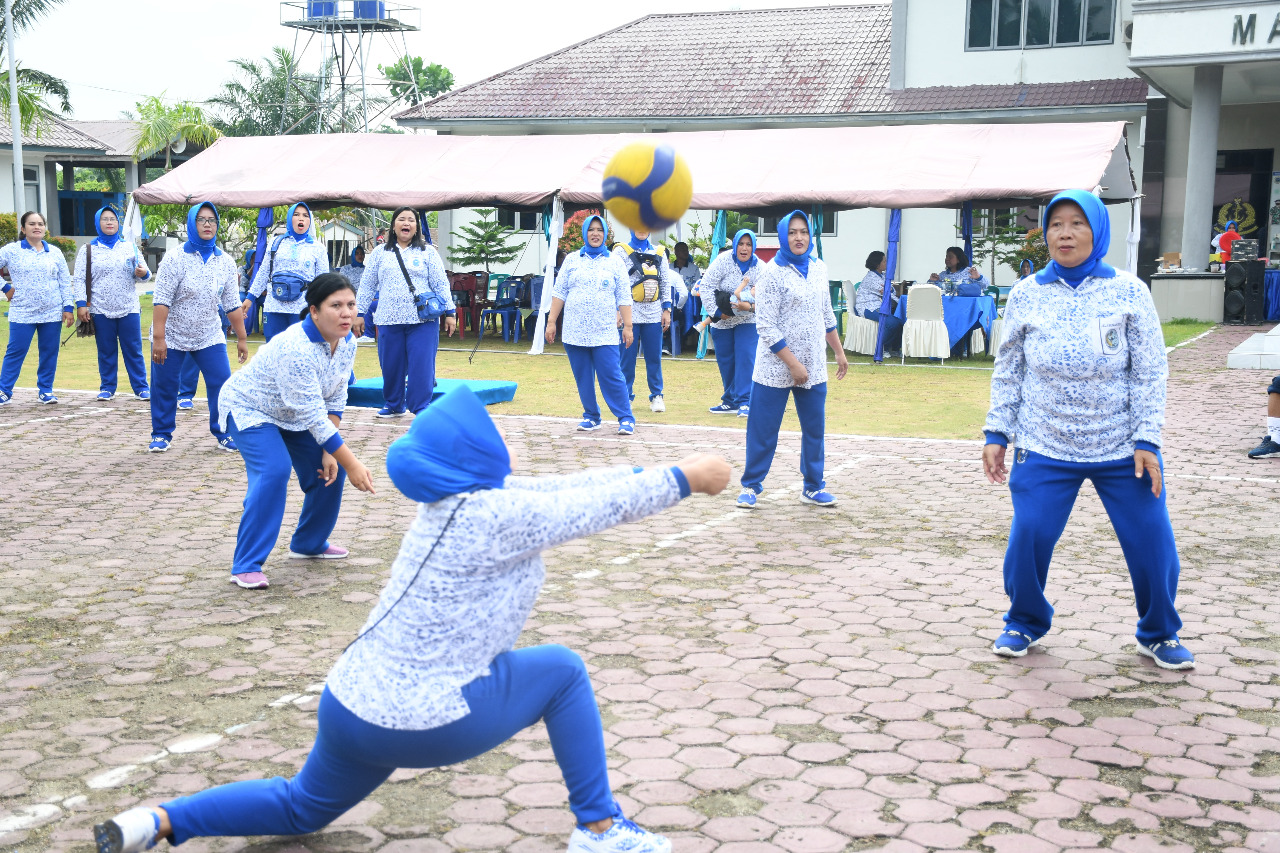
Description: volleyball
xmin=601 ymin=142 xmax=693 ymax=232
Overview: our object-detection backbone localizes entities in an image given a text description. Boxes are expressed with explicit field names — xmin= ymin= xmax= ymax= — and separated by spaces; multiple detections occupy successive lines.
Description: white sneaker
xmin=567 ymin=816 xmax=671 ymax=853
xmin=93 ymin=807 xmax=161 ymax=852
xmin=649 ymin=395 xmax=665 ymax=413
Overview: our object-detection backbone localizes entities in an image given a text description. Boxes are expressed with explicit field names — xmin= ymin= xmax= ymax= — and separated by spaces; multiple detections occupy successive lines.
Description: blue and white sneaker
xmin=93 ymin=806 xmax=162 ymax=853
xmin=177 ymin=397 xmax=194 ymax=411
xmin=1247 ymin=435 xmax=1280 ymax=459
xmin=217 ymin=436 xmax=239 ymax=453
xmin=708 ymin=403 xmax=736 ymax=414
xmin=37 ymin=392 xmax=57 ymax=404
xmin=737 ymin=405 xmax=750 ymax=418
xmin=1137 ymin=638 xmax=1195 ymax=671
xmin=135 ymin=389 xmax=151 ymax=401
xmin=96 ymin=390 xmax=115 ymax=401
xmin=736 ymin=489 xmax=758 ymax=509
xmin=618 ymin=422 xmax=635 ymax=436
xmin=147 ymin=437 xmax=170 ymax=453
xmin=800 ymin=488 xmax=838 ymax=506
xmin=0 ymin=390 xmax=10 ymax=405
xmin=375 ymin=406 xmax=405 ymax=418
xmin=577 ymin=418 xmax=601 ymax=431
xmin=993 ymin=629 xmax=1039 ymax=657
xmin=566 ymin=814 xmax=671 ymax=853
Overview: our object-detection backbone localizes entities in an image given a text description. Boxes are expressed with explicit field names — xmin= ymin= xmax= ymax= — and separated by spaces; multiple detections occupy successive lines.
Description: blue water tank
xmin=307 ymin=1 xmax=336 ymax=17
xmin=353 ymin=1 xmax=386 ymax=18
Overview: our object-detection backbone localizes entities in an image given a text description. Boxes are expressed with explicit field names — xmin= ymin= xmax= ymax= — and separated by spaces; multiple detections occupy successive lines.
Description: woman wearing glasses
xmin=244 ymin=202 xmax=330 ymax=341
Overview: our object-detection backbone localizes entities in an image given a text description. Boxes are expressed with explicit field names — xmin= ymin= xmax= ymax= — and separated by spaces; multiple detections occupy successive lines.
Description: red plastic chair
xmin=448 ymin=272 xmax=479 ymax=339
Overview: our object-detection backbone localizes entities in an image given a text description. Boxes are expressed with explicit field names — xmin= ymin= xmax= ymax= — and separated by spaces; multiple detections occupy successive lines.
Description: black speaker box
xmin=1223 ymin=260 xmax=1266 ymax=325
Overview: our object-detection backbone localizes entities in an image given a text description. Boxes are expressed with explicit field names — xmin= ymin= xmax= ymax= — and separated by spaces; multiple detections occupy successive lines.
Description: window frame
xmin=496 ymin=208 xmax=540 ymax=233
xmin=964 ymin=0 xmax=1114 ymax=51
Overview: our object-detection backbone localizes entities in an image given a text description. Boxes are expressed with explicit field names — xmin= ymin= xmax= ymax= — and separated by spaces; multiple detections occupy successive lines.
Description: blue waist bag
xmin=271 ymin=271 xmax=310 ymax=302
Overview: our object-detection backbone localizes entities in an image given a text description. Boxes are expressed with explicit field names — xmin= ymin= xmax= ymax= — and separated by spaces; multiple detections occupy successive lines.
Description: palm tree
xmin=207 ymin=47 xmax=331 ymax=137
xmin=0 ymin=0 xmax=73 ymax=135
xmin=131 ymin=96 xmax=222 ymax=170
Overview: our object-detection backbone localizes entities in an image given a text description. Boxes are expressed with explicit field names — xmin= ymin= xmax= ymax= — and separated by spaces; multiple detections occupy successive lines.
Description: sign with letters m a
xmin=1233 ymin=12 xmax=1280 ymax=45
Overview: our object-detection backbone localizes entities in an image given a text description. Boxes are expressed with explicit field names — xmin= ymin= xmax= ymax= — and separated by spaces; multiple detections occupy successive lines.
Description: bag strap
xmin=266 ymin=234 xmax=287 ymax=281
xmin=84 ymin=243 xmax=92 ymax=306
xmin=393 ymin=245 xmax=421 ymax=298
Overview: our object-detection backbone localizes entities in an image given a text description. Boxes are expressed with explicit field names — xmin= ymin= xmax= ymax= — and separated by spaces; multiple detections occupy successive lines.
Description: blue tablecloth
xmin=1265 ymin=269 xmax=1280 ymax=322
xmin=894 ymin=294 xmax=998 ymax=351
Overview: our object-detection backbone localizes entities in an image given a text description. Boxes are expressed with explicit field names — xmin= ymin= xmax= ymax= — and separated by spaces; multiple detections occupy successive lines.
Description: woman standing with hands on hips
xmin=245 ymin=202 xmax=330 ymax=341
xmin=700 ymin=229 xmax=761 ymax=417
xmin=983 ymin=189 xmax=1193 ymax=671
xmin=354 ymin=207 xmax=456 ymax=418
xmin=149 ymin=203 xmax=249 ymax=454
xmin=0 ymin=211 xmax=74 ymax=405
xmin=74 ymin=206 xmax=153 ymax=401
xmin=545 ymin=214 xmax=636 ymax=434
xmin=218 ymin=274 xmax=375 ymax=590
xmin=736 ymin=212 xmax=847 ymax=509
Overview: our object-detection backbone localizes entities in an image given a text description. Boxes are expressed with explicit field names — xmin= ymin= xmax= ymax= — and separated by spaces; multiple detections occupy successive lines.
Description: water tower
xmin=279 ymin=1 xmax=422 ymax=133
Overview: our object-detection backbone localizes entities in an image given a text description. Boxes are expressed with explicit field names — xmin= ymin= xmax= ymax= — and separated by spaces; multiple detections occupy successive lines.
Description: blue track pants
xmin=163 ymin=644 xmax=614 ymax=845
xmin=93 ymin=313 xmax=149 ymax=396
xmin=0 ymin=321 xmax=59 ymax=396
xmin=227 ymin=416 xmax=344 ymax=575
xmin=150 ymin=344 xmax=230 ymax=442
xmin=564 ymin=343 xmax=634 ymax=426
xmin=862 ymin=306 xmax=903 ymax=352
xmin=1002 ymin=449 xmax=1183 ymax=646
xmin=377 ymin=322 xmax=438 ymax=414
xmin=741 ymin=381 xmax=827 ymax=494
xmin=264 ymin=311 xmax=301 ymax=342
xmin=618 ymin=321 xmax=664 ymax=401
xmin=710 ymin=323 xmax=758 ymax=408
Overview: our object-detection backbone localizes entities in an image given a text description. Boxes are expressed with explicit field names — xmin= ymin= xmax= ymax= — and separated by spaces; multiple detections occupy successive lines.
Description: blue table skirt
xmin=1265 ymin=269 xmax=1280 ymax=322
xmin=894 ymin=294 xmax=998 ymax=350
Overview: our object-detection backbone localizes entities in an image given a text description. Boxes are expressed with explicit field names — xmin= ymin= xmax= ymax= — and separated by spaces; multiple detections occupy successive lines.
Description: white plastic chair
xmin=841 ymin=280 xmax=878 ymax=355
xmin=901 ymin=283 xmax=949 ymax=363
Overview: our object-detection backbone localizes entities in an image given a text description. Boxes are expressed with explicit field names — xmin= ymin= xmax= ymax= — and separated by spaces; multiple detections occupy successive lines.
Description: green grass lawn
xmin=0 ymin=299 xmax=1215 ymax=441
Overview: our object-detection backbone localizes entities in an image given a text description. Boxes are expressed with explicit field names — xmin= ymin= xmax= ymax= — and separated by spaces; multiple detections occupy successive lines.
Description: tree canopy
xmin=378 ymin=56 xmax=454 ymax=106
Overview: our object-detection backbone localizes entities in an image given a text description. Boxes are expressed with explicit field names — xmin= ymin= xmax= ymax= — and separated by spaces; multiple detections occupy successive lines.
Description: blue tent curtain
xmin=541 ymin=203 xmax=552 ymax=244
xmin=419 ymin=210 xmax=432 ymax=244
xmin=874 ymin=208 xmax=902 ymax=363
xmin=961 ymin=201 xmax=974 ymax=262
xmin=710 ymin=210 xmax=727 ymax=260
xmin=242 ymin=206 xmax=274 ymax=336
xmin=810 ymin=206 xmax=824 ymax=260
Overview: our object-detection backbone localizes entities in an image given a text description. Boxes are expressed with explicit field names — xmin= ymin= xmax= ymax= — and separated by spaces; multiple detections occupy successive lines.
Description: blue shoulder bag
xmin=393 ymin=245 xmax=449 ymax=322
xmin=267 ymin=236 xmax=311 ymax=302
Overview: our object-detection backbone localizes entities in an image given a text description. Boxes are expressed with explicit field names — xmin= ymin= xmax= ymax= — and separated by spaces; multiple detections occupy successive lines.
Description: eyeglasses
xmin=195 ymin=217 xmax=217 ymax=226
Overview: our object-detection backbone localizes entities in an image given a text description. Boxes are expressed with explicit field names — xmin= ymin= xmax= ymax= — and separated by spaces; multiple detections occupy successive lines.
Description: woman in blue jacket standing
xmin=73 ymin=206 xmax=153 ymax=401
xmin=0 ymin=211 xmax=73 ymax=405
xmin=354 ymin=207 xmax=456 ymax=417
xmin=983 ymin=190 xmax=1193 ymax=671
xmin=245 ymin=202 xmax=330 ymax=341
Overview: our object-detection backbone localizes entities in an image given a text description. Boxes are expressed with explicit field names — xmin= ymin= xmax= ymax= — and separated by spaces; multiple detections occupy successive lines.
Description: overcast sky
xmin=20 ymin=0 xmax=863 ymax=123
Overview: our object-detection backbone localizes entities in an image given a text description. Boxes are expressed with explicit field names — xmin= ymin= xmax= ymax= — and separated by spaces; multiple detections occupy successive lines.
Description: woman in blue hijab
xmin=983 ymin=189 xmax=1193 ymax=671
xmin=94 ymin=385 xmax=731 ymax=853
xmin=545 ymin=214 xmax=636 ymax=433
xmin=72 ymin=205 xmax=153 ymax=400
xmin=736 ymin=212 xmax=847 ymax=510
xmin=699 ymin=229 xmax=761 ymax=415
xmin=244 ymin=202 xmax=330 ymax=341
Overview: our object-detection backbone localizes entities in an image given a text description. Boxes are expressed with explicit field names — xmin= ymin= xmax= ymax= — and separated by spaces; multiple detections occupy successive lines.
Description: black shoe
xmin=1247 ymin=436 xmax=1280 ymax=459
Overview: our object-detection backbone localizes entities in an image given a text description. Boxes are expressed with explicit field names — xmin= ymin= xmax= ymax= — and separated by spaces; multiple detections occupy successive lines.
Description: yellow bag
xmin=623 ymin=246 xmax=662 ymax=303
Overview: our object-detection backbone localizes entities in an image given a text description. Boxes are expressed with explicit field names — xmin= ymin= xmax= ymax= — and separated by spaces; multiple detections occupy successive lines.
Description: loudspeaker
xmin=1223 ymin=260 xmax=1266 ymax=325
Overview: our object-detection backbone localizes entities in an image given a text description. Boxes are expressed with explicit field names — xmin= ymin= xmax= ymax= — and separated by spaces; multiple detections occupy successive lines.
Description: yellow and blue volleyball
xmin=601 ymin=143 xmax=693 ymax=232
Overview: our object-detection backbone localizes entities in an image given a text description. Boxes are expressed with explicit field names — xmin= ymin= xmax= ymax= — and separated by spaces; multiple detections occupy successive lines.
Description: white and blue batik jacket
xmin=0 ymin=240 xmax=73 ymax=324
xmin=701 ymin=251 xmax=761 ymax=330
xmin=73 ymin=240 xmax=150 ymax=319
xmin=753 ymin=257 xmax=837 ymax=390
xmin=357 ymin=243 xmax=455 ymax=327
xmin=612 ymin=244 xmax=674 ymax=326
xmin=248 ymin=235 xmax=331 ymax=315
xmin=552 ymin=250 xmax=632 ymax=348
xmin=152 ymin=247 xmax=242 ymax=352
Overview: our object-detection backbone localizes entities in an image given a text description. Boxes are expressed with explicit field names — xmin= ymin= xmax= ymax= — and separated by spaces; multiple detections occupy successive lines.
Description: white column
xmin=1179 ymin=65 xmax=1222 ymax=271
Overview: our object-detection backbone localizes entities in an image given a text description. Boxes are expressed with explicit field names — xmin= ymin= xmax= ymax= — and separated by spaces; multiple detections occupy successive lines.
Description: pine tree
xmin=448 ymin=209 xmax=521 ymax=273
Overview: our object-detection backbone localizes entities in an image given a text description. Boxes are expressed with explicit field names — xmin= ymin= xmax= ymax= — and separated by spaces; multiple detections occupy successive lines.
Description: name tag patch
xmin=1095 ymin=314 xmax=1125 ymax=356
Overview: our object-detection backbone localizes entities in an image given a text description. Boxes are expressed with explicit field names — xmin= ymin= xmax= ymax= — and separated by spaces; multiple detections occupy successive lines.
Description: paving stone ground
xmin=0 ymin=325 xmax=1278 ymax=853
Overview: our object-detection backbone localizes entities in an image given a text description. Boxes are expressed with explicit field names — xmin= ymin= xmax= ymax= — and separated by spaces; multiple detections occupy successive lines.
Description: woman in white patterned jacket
xmin=982 ymin=189 xmax=1193 ymax=671
xmin=217 ymin=274 xmax=376 ymax=591
xmin=94 ymin=385 xmax=731 ymax=853
xmin=244 ymin=201 xmax=331 ymax=342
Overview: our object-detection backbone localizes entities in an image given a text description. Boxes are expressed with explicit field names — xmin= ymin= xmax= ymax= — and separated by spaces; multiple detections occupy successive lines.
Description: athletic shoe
xmin=577 ymin=419 xmax=601 ymax=431
xmin=650 ymin=395 xmax=665 ymax=413
xmin=177 ymin=398 xmax=193 ymax=411
xmin=135 ymin=389 xmax=151 ymax=401
xmin=993 ymin=629 xmax=1039 ymax=658
xmin=1137 ymin=638 xmax=1196 ymax=670
xmin=230 ymin=571 xmax=269 ymax=590
xmin=96 ymin=390 xmax=115 ymax=401
xmin=736 ymin=489 xmax=758 ymax=509
xmin=0 ymin=390 xmax=9 ymax=405
xmin=93 ymin=807 xmax=161 ymax=853
xmin=1247 ymin=436 xmax=1280 ymax=459
xmin=217 ymin=436 xmax=239 ymax=453
xmin=567 ymin=815 xmax=671 ymax=853
xmin=708 ymin=403 xmax=736 ymax=414
xmin=37 ymin=392 xmax=57 ymax=404
xmin=800 ymin=489 xmax=838 ymax=506
xmin=618 ymin=422 xmax=635 ymax=436
xmin=376 ymin=407 xmax=406 ymax=418
xmin=288 ymin=544 xmax=349 ymax=560
xmin=147 ymin=437 xmax=170 ymax=453
xmin=737 ymin=405 xmax=750 ymax=418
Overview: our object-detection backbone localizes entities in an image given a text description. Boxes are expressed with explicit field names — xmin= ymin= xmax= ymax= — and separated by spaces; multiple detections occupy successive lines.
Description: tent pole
xmin=874 ymin=208 xmax=902 ymax=364
xmin=529 ymin=194 xmax=564 ymax=355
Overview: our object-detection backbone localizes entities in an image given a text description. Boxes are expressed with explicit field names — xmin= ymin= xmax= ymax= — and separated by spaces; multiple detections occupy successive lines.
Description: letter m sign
xmin=1234 ymin=14 xmax=1257 ymax=44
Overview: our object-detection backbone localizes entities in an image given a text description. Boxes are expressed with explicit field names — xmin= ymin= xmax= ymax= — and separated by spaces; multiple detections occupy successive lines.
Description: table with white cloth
xmin=893 ymin=293 xmax=997 ymax=354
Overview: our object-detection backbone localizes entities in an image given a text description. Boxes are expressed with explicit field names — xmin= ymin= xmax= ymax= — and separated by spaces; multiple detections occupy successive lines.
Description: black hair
xmin=384 ymin=206 xmax=426 ymax=251
xmin=299 ymin=272 xmax=357 ymax=319
xmin=19 ymin=210 xmax=44 ymax=235
xmin=865 ymin=250 xmax=886 ymax=272
xmin=946 ymin=246 xmax=969 ymax=270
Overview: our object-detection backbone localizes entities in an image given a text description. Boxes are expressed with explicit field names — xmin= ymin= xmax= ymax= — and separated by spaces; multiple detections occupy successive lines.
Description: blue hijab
xmin=1034 ymin=189 xmax=1114 ymax=287
xmin=184 ymin=203 xmax=223 ymax=263
xmin=580 ymin=214 xmax=610 ymax=258
xmin=349 ymin=246 xmax=364 ymax=268
xmin=628 ymin=230 xmax=653 ymax=252
xmin=385 ymin=386 xmax=511 ymax=504
xmin=286 ymin=202 xmax=314 ymax=243
xmin=92 ymin=206 xmax=123 ymax=249
xmin=242 ymin=248 xmax=256 ymax=273
xmin=773 ymin=210 xmax=813 ymax=278
xmin=731 ymin=229 xmax=758 ymax=274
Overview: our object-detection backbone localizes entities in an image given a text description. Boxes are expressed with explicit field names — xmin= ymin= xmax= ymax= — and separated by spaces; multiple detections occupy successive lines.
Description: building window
xmin=22 ymin=166 xmax=39 ymax=215
xmin=497 ymin=209 xmax=539 ymax=232
xmin=760 ymin=209 xmax=836 ymax=238
xmin=966 ymin=0 xmax=1113 ymax=50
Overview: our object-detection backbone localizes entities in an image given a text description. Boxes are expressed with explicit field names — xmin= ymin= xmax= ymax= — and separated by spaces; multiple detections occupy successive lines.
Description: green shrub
xmin=0 ymin=212 xmax=16 ymax=246
xmin=48 ymin=236 xmax=77 ymax=266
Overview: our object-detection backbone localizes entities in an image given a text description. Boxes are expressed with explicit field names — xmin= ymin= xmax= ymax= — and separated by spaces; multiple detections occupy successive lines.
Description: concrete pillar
xmin=1179 ymin=65 xmax=1222 ymax=270
xmin=125 ymin=161 xmax=140 ymax=194
xmin=63 ymin=163 xmax=74 ymax=191
xmin=42 ymin=161 xmax=59 ymax=233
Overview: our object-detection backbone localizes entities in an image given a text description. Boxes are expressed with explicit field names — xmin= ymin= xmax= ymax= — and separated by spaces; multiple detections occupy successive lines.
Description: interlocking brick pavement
xmin=0 ymin=325 xmax=1277 ymax=853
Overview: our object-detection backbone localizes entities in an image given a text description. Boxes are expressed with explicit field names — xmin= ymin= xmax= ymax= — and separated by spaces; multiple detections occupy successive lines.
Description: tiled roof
xmin=396 ymin=5 xmax=1147 ymax=124
xmin=65 ymin=120 xmax=140 ymax=157
xmin=0 ymin=114 xmax=107 ymax=151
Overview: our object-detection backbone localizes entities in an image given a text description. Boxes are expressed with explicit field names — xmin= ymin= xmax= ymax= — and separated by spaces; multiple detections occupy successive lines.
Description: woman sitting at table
xmin=929 ymin=247 xmax=988 ymax=296
xmin=853 ymin=250 xmax=902 ymax=355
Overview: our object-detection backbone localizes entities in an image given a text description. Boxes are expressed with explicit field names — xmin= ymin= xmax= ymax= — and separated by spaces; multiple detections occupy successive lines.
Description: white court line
xmin=0 ymin=405 xmax=116 ymax=429
xmin=1166 ymin=326 xmax=1216 ymax=355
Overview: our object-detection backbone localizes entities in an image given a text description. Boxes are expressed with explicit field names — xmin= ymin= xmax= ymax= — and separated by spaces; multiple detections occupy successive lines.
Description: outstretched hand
xmin=675 ymin=453 xmax=732 ymax=496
